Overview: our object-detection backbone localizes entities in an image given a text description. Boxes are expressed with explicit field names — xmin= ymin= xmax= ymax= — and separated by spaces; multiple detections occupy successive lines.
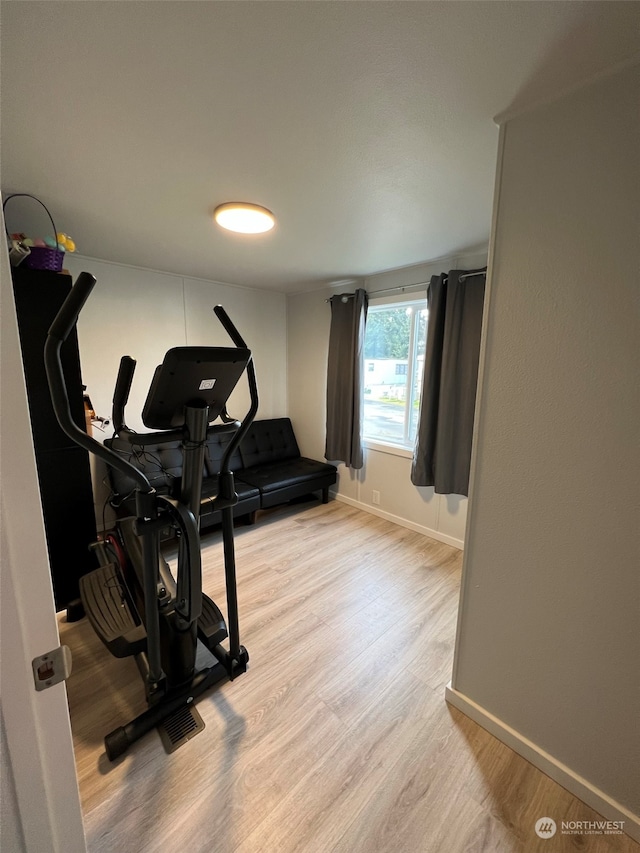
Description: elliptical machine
xmin=44 ymin=272 xmax=257 ymax=760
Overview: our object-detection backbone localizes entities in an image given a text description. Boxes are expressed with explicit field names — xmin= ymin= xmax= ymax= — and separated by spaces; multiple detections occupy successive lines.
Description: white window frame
xmin=362 ymin=291 xmax=428 ymax=457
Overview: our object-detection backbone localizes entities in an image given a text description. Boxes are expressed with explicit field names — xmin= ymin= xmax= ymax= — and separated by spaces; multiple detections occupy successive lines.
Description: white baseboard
xmin=444 ymin=683 xmax=640 ymax=844
xmin=333 ymin=493 xmax=464 ymax=550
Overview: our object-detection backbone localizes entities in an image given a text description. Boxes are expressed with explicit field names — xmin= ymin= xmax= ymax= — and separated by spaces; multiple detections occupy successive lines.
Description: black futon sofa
xmin=105 ymin=418 xmax=337 ymax=528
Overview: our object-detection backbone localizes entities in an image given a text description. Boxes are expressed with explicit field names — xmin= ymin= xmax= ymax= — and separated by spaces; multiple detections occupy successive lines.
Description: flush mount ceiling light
xmin=213 ymin=202 xmax=275 ymax=234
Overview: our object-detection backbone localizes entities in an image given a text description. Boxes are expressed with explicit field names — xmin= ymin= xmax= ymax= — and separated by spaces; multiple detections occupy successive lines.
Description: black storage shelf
xmin=12 ymin=266 xmax=97 ymax=613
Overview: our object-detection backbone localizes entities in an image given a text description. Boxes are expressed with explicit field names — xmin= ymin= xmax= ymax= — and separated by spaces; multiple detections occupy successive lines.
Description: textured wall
xmin=453 ymin=63 xmax=640 ymax=816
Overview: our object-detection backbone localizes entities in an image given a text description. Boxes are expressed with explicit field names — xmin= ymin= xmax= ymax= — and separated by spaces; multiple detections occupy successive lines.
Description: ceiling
xmin=2 ymin=2 xmax=638 ymax=293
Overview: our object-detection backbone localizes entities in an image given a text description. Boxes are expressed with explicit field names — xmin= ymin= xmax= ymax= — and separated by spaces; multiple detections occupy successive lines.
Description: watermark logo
xmin=560 ymin=820 xmax=625 ymax=836
xmin=534 ymin=816 xmax=625 ymax=839
xmin=535 ymin=817 xmax=557 ymax=839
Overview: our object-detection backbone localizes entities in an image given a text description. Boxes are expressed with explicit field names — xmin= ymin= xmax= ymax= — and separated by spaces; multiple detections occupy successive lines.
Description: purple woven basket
xmin=23 ymin=245 xmax=64 ymax=272
xmin=3 ymin=193 xmax=65 ymax=272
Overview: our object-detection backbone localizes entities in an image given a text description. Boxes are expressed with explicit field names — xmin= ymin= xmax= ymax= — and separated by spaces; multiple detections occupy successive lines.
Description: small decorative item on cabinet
xmin=83 ymin=388 xmax=110 ymax=433
xmin=3 ymin=192 xmax=76 ymax=271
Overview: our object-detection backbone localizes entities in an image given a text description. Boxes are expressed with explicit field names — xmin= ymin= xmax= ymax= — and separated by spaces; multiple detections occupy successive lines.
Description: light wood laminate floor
xmin=59 ymin=501 xmax=639 ymax=853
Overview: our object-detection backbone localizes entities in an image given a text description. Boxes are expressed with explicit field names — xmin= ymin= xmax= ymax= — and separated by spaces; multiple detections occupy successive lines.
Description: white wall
xmin=287 ymin=248 xmax=488 ymax=549
xmin=65 ymin=255 xmax=287 ymax=429
xmin=449 ymin=62 xmax=640 ymax=835
xmin=63 ymin=255 xmax=287 ymax=526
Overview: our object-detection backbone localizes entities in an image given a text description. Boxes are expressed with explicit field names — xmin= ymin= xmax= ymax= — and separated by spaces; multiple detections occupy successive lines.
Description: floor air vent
xmin=158 ymin=704 xmax=205 ymax=754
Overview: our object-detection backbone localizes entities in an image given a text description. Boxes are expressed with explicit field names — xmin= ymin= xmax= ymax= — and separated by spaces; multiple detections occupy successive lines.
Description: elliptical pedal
xmin=79 ymin=563 xmax=147 ymax=658
xmin=197 ymin=593 xmax=228 ymax=650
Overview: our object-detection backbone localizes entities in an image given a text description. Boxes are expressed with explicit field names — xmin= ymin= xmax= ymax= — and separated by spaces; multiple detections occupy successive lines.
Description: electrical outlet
xmin=372 ymin=490 xmax=381 ymax=505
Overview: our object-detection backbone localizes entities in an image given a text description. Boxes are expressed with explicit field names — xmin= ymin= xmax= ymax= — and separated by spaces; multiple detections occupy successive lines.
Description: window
xmin=363 ymin=298 xmax=427 ymax=449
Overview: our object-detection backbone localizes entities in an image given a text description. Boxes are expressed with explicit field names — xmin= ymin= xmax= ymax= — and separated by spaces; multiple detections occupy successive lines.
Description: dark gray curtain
xmin=325 ymin=289 xmax=368 ymax=469
xmin=411 ymin=269 xmax=486 ymax=496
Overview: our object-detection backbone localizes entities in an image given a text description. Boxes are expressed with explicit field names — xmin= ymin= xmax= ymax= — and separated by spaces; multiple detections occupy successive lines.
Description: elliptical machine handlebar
xmin=45 ymin=273 xmax=153 ymax=494
xmin=112 ymin=355 xmax=137 ymax=435
xmin=111 ymin=356 xmax=185 ymax=446
xmin=48 ymin=270 xmax=96 ymax=342
xmin=213 ymin=305 xmax=259 ymax=481
xmin=213 ymin=304 xmax=249 ymax=348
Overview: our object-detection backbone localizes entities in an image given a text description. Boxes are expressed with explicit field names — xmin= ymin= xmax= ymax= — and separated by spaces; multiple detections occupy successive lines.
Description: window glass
xmin=363 ymin=299 xmax=427 ymax=449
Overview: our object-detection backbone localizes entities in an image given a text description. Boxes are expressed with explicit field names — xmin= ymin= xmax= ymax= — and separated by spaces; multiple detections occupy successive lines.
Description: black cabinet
xmin=12 ymin=267 xmax=97 ymax=613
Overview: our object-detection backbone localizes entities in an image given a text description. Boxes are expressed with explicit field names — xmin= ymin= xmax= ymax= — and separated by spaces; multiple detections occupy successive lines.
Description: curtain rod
xmin=325 ymin=269 xmax=486 ymax=301
xmin=457 ymin=269 xmax=486 ymax=282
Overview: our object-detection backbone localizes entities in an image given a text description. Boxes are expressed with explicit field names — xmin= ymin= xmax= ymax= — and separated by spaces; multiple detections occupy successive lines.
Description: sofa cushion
xmin=204 ymin=428 xmax=244 ymax=476
xmin=239 ymin=457 xmax=337 ymax=494
xmin=198 ymin=475 xmax=261 ymax=523
xmin=105 ymin=436 xmax=188 ymax=497
xmin=198 ymin=475 xmax=259 ymax=503
xmin=239 ymin=417 xmax=300 ymax=468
